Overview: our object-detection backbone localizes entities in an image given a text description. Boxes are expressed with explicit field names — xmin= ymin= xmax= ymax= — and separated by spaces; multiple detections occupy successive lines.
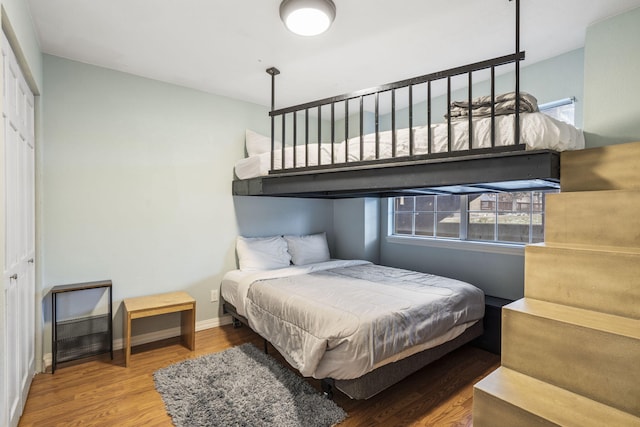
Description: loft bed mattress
xmin=221 ymin=260 xmax=485 ymax=380
xmin=235 ymin=112 xmax=584 ymax=179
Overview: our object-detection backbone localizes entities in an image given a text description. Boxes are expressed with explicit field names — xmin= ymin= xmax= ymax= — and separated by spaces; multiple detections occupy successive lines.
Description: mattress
xmin=234 ymin=112 xmax=585 ymax=179
xmin=221 ymin=260 xmax=484 ymax=380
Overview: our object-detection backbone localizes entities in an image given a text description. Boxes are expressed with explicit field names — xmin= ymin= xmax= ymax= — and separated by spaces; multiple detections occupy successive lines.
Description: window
xmin=392 ymin=96 xmax=571 ymax=248
xmin=394 ymin=195 xmax=460 ymax=239
xmin=539 ymin=97 xmax=575 ymax=125
xmin=392 ymin=190 xmax=558 ymax=245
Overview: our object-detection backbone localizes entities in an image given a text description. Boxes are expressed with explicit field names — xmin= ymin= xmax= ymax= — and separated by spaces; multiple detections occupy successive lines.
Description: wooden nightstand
xmin=474 ymin=295 xmax=513 ymax=355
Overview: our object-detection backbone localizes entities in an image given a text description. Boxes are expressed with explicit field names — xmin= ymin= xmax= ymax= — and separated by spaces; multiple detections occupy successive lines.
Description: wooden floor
xmin=20 ymin=325 xmax=499 ymax=427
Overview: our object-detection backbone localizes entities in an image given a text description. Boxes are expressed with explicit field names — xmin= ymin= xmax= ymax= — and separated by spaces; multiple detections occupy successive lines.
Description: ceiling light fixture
xmin=279 ymin=0 xmax=336 ymax=37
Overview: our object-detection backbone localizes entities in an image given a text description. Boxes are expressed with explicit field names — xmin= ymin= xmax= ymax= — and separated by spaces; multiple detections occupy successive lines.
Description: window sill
xmin=386 ymin=235 xmax=525 ymax=256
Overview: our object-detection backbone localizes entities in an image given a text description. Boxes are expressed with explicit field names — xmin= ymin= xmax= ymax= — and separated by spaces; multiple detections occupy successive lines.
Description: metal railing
xmin=266 ymin=0 xmax=523 ymax=176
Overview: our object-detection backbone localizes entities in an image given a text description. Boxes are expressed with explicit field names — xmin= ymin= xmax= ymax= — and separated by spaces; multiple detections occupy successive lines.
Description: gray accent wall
xmin=379 ymin=199 xmax=525 ymax=301
xmin=234 ymin=195 xmax=335 ymax=250
xmin=584 ymin=6 xmax=640 ymax=147
xmin=333 ymin=198 xmax=380 ymax=263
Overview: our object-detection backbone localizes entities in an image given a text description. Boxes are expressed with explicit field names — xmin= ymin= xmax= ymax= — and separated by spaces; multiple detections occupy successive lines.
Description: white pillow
xmin=245 ymin=129 xmax=280 ymax=157
xmin=284 ymin=232 xmax=331 ymax=266
xmin=236 ymin=236 xmax=291 ymax=271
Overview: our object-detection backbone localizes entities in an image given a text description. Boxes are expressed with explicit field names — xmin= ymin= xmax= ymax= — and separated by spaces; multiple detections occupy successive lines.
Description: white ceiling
xmin=26 ymin=0 xmax=640 ymax=109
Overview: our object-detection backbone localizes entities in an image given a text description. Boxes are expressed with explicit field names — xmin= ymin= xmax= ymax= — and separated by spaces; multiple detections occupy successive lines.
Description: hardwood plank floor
xmin=19 ymin=325 xmax=499 ymax=426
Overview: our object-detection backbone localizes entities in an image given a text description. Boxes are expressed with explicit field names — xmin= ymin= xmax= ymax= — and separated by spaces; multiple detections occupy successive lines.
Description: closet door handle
xmin=28 ymin=258 xmax=34 ymax=263
xmin=10 ymin=274 xmax=18 ymax=280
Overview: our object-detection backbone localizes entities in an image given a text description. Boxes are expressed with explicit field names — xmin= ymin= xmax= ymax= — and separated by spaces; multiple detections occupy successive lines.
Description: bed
xmin=221 ymin=234 xmax=485 ymax=399
xmin=227 ymin=0 xmax=574 ymax=398
xmin=236 ymin=112 xmax=584 ymax=181
xmin=232 ymin=0 xmax=585 ymax=198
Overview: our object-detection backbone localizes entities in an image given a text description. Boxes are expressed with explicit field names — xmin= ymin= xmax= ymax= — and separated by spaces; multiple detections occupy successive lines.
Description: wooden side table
xmin=123 ymin=291 xmax=196 ymax=367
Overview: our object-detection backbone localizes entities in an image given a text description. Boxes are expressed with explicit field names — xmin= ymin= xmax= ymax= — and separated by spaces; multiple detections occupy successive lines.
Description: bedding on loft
xmin=235 ymin=108 xmax=584 ymax=180
xmin=221 ymin=233 xmax=485 ymax=399
xmin=232 ymin=0 xmax=585 ymax=198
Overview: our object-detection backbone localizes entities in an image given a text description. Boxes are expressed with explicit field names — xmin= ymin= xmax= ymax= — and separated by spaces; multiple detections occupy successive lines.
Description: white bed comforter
xmin=237 ymin=260 xmax=484 ymax=380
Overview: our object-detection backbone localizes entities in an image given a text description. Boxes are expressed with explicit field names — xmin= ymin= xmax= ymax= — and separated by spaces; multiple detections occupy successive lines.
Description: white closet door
xmin=2 ymin=32 xmax=35 ymax=427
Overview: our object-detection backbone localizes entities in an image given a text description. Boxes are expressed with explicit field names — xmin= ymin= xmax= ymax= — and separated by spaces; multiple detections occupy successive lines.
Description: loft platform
xmin=231 ymin=0 xmax=578 ymax=199
xmin=232 ymin=147 xmax=560 ymax=198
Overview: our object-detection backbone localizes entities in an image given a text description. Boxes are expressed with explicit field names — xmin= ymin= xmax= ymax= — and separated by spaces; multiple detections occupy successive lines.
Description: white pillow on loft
xmin=236 ymin=235 xmax=291 ymax=271
xmin=246 ymin=129 xmax=280 ymax=157
xmin=284 ymin=232 xmax=331 ymax=266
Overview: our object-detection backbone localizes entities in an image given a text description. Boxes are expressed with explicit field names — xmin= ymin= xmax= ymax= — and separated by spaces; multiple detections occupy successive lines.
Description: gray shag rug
xmin=153 ymin=343 xmax=346 ymax=427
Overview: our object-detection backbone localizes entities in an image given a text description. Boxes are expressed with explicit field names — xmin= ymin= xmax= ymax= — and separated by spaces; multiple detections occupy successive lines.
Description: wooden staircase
xmin=473 ymin=141 xmax=640 ymax=427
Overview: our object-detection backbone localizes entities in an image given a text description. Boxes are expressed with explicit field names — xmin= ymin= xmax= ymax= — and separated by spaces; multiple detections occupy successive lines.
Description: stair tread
xmin=505 ymin=298 xmax=640 ymax=339
xmin=475 ymin=367 xmax=640 ymax=426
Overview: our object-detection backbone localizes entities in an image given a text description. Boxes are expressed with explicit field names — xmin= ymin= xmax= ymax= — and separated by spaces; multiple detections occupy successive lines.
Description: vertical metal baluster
xmin=427 ymin=80 xmax=432 ymax=154
xmin=293 ymin=112 xmax=297 ymax=168
xmin=331 ymin=103 xmax=335 ymax=164
xmin=345 ymin=101 xmax=349 ymax=163
xmin=375 ymin=92 xmax=380 ymax=159
xmin=515 ymin=0 xmax=521 ymax=145
xmin=447 ymin=76 xmax=452 ymax=153
xmin=391 ymin=89 xmax=396 ymax=158
xmin=359 ymin=96 xmax=364 ymax=161
xmin=491 ymin=66 xmax=496 ymax=148
xmin=409 ymin=84 xmax=414 ymax=157
xmin=317 ymin=106 xmax=322 ymax=166
xmin=281 ymin=113 xmax=286 ymax=170
xmin=305 ymin=109 xmax=309 ymax=167
xmin=270 ymin=115 xmax=275 ymax=172
xmin=468 ymin=71 xmax=473 ymax=150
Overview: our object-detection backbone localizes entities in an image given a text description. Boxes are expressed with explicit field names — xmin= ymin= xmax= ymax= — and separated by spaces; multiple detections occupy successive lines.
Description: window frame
xmin=539 ymin=97 xmax=576 ymax=125
xmin=387 ymin=190 xmax=557 ymax=255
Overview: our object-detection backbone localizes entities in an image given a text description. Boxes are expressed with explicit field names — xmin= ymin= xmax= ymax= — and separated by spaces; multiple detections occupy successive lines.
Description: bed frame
xmin=223 ymin=299 xmax=483 ymax=399
xmin=232 ymin=0 xmax=561 ymax=199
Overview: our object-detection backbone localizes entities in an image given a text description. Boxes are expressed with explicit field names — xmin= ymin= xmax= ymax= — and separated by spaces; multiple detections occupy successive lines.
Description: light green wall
xmin=377 ymin=48 xmax=585 ymax=131
xmin=584 ymin=6 xmax=640 ymax=147
xmin=521 ymin=49 xmax=584 ymax=128
xmin=41 ymin=55 xmax=334 ymax=354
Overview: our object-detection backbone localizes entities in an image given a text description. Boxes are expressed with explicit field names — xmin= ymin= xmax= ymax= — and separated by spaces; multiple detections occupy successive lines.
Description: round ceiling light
xmin=279 ymin=0 xmax=336 ymax=36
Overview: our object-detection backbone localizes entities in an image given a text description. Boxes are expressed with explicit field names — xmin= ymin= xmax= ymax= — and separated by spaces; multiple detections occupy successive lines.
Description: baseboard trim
xmin=42 ymin=315 xmax=234 ymax=371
